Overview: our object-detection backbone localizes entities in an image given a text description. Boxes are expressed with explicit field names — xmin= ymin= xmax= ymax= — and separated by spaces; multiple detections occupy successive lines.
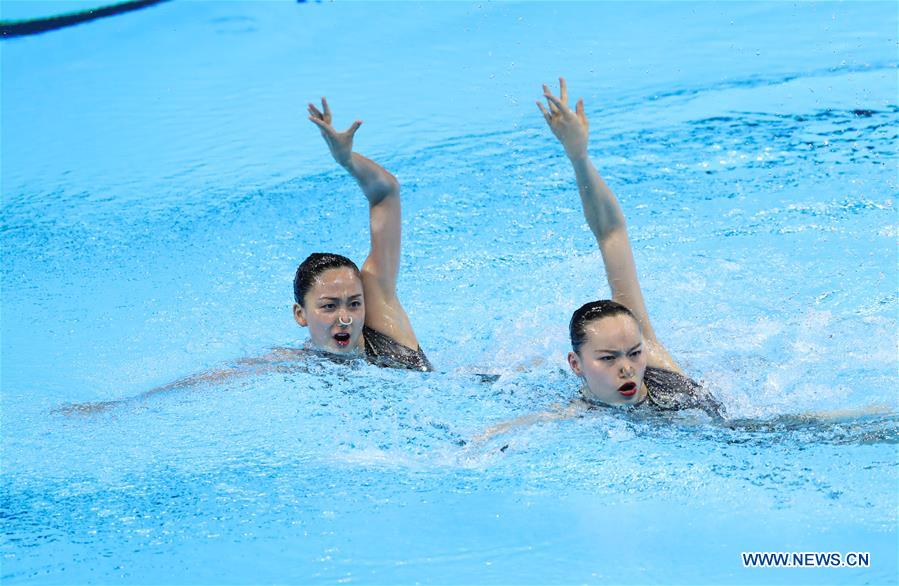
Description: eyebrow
xmin=595 ymin=343 xmax=642 ymax=354
xmin=318 ymin=294 xmax=363 ymax=302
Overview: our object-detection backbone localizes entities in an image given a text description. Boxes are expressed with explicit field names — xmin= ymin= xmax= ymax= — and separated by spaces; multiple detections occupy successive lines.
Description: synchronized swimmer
xmin=59 ymin=77 xmax=888 ymax=429
xmin=294 ymin=97 xmax=432 ymax=372
xmin=60 ymin=96 xmax=431 ymax=414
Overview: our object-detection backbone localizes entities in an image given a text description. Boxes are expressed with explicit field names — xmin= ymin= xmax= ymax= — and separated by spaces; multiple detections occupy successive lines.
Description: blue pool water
xmin=2 ymin=1 xmax=897 ymax=584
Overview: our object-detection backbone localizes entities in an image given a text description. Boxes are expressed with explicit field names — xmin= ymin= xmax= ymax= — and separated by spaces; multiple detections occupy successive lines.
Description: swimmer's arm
xmin=307 ymin=97 xmax=398 ymax=206
xmin=148 ymin=348 xmax=304 ymax=393
xmin=473 ymin=401 xmax=584 ymax=443
xmin=804 ymin=404 xmax=894 ymax=420
xmin=358 ymin=168 xmax=419 ymax=351
xmin=308 ymin=97 xmax=418 ymax=350
xmin=538 ymin=78 xmax=680 ymax=373
xmin=56 ymin=348 xmax=305 ymax=415
xmin=725 ymin=404 xmax=895 ymax=430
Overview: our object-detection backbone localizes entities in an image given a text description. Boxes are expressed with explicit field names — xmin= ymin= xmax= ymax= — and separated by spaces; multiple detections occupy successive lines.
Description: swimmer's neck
xmin=304 ymin=337 xmax=366 ymax=359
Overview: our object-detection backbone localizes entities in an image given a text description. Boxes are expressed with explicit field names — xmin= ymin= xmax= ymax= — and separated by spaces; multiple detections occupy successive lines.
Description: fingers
xmin=543 ymin=91 xmax=566 ymax=113
xmin=346 ymin=120 xmax=362 ymax=136
xmin=308 ymin=98 xmax=333 ymax=126
xmin=536 ymin=101 xmax=551 ymax=124
xmin=559 ymin=77 xmax=568 ymax=105
xmin=541 ymin=84 xmax=559 ymax=115
xmin=576 ymin=97 xmax=585 ymax=121
xmin=308 ymin=115 xmax=331 ymax=132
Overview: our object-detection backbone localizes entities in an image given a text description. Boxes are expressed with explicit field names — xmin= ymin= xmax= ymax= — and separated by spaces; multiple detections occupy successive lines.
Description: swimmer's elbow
xmin=366 ymin=175 xmax=400 ymax=205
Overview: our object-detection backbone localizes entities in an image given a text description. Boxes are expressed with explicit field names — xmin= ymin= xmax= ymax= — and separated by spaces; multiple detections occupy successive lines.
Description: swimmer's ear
xmin=293 ymin=303 xmax=308 ymax=327
xmin=567 ymin=351 xmax=582 ymax=376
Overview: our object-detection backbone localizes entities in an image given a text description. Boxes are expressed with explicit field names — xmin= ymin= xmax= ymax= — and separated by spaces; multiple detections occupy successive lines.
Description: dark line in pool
xmin=0 ymin=0 xmax=171 ymax=39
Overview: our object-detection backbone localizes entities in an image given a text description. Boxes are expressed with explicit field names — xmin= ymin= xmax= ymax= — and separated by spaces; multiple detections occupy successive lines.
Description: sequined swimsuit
xmin=362 ymin=325 xmax=433 ymax=372
xmin=638 ymin=366 xmax=725 ymax=418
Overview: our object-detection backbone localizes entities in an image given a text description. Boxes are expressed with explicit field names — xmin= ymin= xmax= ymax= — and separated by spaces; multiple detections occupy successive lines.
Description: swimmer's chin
xmin=580 ymin=391 xmax=642 ymax=408
xmin=304 ymin=339 xmax=363 ymax=356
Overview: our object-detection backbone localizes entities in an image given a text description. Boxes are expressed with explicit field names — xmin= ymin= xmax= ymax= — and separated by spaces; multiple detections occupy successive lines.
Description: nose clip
xmin=338 ymin=315 xmax=353 ymax=328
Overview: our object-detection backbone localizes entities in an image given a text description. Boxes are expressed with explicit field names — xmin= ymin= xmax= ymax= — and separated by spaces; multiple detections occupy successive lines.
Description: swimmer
xmin=57 ymin=97 xmax=429 ymax=416
xmin=296 ymin=98 xmax=431 ymax=371
xmin=477 ymin=78 xmax=724 ymax=438
xmin=542 ymin=78 xmax=721 ymax=413
xmin=477 ymin=78 xmax=893 ymax=441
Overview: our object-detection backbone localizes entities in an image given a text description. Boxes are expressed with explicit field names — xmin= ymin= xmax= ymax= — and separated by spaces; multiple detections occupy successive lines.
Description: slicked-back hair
xmin=569 ymin=300 xmax=640 ymax=353
xmin=293 ymin=253 xmax=361 ymax=306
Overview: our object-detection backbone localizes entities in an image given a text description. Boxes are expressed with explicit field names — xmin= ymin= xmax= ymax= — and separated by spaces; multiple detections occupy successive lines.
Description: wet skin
xmin=567 ymin=314 xmax=649 ymax=406
xmin=293 ymin=267 xmax=366 ymax=354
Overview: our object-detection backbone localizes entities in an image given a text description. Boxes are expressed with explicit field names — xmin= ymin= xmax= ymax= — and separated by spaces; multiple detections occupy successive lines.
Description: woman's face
xmin=568 ymin=314 xmax=647 ymax=406
xmin=294 ymin=267 xmax=365 ymax=354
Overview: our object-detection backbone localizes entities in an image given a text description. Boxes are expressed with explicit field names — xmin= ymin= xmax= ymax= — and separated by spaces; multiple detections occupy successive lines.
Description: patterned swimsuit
xmin=362 ymin=325 xmax=433 ymax=372
xmin=637 ymin=366 xmax=725 ymax=418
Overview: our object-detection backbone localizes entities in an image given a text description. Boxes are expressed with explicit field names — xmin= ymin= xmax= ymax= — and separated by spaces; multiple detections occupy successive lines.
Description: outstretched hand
xmin=308 ymin=97 xmax=361 ymax=168
xmin=537 ymin=77 xmax=589 ymax=160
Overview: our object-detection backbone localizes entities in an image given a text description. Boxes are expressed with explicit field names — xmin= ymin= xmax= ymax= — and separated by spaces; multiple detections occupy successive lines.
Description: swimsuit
xmin=362 ymin=325 xmax=433 ymax=372
xmin=640 ymin=365 xmax=725 ymax=419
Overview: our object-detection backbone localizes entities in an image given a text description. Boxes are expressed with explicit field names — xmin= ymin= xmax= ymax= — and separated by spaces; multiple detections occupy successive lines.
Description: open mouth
xmin=618 ymin=382 xmax=637 ymax=397
xmin=334 ymin=332 xmax=351 ymax=347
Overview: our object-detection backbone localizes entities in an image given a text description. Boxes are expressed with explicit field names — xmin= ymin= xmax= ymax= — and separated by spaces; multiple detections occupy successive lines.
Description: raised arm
xmin=538 ymin=78 xmax=679 ymax=372
xmin=308 ymin=98 xmax=418 ymax=350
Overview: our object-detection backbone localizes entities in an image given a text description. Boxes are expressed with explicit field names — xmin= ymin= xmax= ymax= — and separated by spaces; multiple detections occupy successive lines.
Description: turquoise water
xmin=2 ymin=1 xmax=897 ymax=584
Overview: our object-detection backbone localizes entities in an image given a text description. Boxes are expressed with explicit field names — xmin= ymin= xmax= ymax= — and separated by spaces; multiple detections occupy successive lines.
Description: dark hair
xmin=569 ymin=300 xmax=640 ymax=353
xmin=293 ymin=253 xmax=361 ymax=306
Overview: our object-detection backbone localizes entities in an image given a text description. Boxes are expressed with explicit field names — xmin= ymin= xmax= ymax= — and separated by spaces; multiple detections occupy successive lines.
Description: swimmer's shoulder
xmin=230 ymin=346 xmax=309 ymax=367
xmin=643 ymin=339 xmax=685 ymax=375
xmin=566 ymin=397 xmax=592 ymax=415
xmin=266 ymin=346 xmax=309 ymax=361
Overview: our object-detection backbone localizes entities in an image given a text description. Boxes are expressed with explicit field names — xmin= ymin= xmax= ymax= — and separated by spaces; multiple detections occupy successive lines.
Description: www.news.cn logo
xmin=742 ymin=552 xmax=871 ymax=568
